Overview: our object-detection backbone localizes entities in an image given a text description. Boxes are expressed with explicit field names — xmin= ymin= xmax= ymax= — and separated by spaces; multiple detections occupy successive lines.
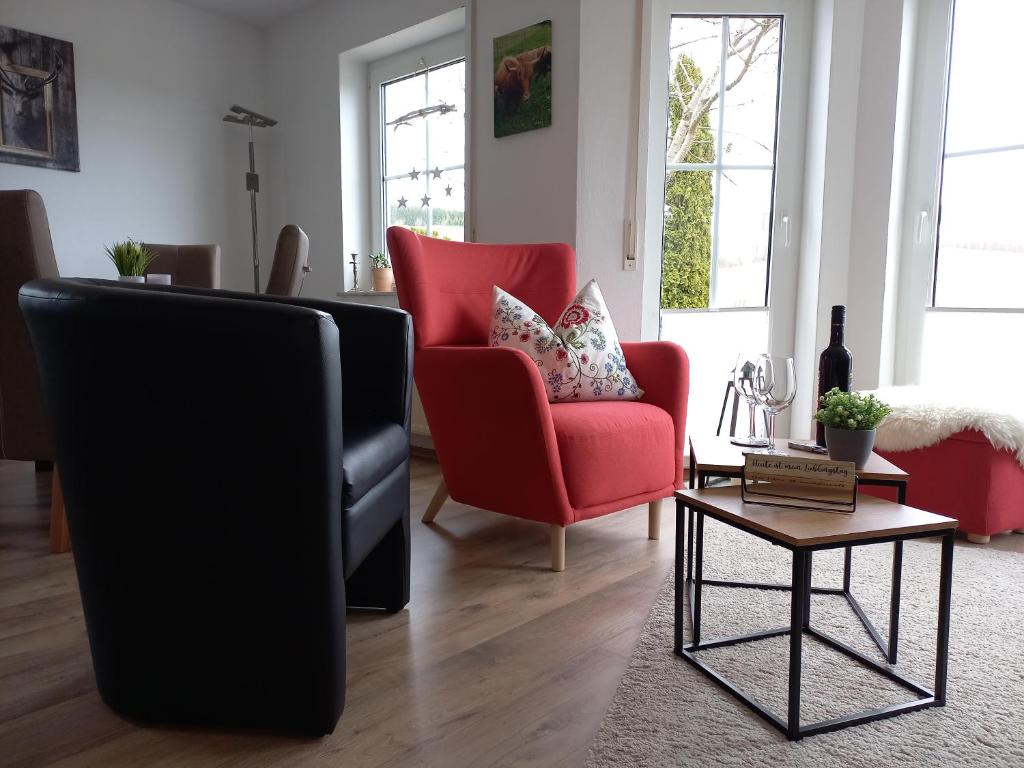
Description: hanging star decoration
xmin=385 ymin=103 xmax=458 ymax=130
xmin=444 ymin=185 xmax=453 ymax=197
xmin=420 ymin=194 xmax=431 ymax=208
xmin=397 ymin=196 xmax=408 ymax=208
xmin=409 ymin=168 xmax=420 ymax=181
xmin=431 ymin=167 xmax=443 ymax=179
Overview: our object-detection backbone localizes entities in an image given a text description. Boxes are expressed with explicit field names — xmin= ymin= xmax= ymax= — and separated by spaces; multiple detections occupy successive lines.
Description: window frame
xmin=368 ymin=33 xmax=467 ymax=256
xmin=663 ymin=13 xmax=785 ymax=311
xmin=636 ymin=0 xmax=810 ymax=348
xmin=928 ymin=1 xmax=1024 ymax=311
xmin=893 ymin=0 xmax=1024 ymax=386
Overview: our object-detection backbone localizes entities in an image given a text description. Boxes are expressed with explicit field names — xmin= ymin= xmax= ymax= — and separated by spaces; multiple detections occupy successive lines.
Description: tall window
xmin=373 ymin=54 xmax=466 ymax=251
xmin=931 ymin=0 xmax=1024 ymax=309
xmin=651 ymin=7 xmax=805 ymax=445
xmin=661 ymin=15 xmax=782 ymax=310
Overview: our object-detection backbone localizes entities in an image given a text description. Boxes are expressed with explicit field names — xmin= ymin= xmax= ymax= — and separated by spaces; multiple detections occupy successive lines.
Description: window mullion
xmin=423 ymin=66 xmax=432 ymax=235
xmin=710 ymin=17 xmax=730 ymax=308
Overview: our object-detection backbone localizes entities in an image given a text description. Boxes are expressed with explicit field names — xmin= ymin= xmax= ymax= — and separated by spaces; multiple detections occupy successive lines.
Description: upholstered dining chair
xmin=0 ymin=189 xmax=68 ymax=552
xmin=387 ymin=227 xmax=689 ymax=571
xmin=143 ymin=243 xmax=221 ymax=288
xmin=265 ymin=224 xmax=310 ymax=296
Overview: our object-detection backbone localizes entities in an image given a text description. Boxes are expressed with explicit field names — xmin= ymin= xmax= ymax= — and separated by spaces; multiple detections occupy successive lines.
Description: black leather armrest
xmin=271 ymin=298 xmax=413 ymax=434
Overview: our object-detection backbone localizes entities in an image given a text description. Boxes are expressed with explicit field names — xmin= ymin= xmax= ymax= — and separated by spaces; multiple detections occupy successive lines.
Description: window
xmin=639 ymin=1 xmax=809 ymax=444
xmin=931 ymin=0 xmax=1024 ymax=309
xmin=896 ymin=0 xmax=1024 ymax=389
xmin=370 ymin=38 xmax=466 ymax=254
xmin=661 ymin=15 xmax=783 ymax=310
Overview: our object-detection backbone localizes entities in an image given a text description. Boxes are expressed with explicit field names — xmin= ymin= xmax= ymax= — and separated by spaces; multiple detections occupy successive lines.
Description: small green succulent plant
xmin=369 ymin=252 xmax=391 ymax=269
xmin=814 ymin=388 xmax=892 ymax=431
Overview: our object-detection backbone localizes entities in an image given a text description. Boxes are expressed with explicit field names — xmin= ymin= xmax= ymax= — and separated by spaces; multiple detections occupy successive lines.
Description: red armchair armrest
xmin=415 ymin=345 xmax=574 ymax=525
xmin=621 ymin=341 xmax=690 ymax=488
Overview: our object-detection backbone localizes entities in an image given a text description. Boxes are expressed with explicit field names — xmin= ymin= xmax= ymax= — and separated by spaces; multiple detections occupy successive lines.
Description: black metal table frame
xmin=673 ymin=496 xmax=954 ymax=741
xmin=688 ymin=454 xmax=909 ymax=664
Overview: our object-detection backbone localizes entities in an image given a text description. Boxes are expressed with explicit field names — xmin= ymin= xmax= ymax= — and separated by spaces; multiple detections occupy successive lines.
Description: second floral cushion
xmin=489 ymin=279 xmax=644 ymax=402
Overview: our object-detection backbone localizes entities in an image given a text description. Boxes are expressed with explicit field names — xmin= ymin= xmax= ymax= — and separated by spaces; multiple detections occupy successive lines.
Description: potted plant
xmin=370 ymin=251 xmax=394 ymax=292
xmin=105 ymin=239 xmax=156 ymax=283
xmin=814 ymin=388 xmax=892 ymax=468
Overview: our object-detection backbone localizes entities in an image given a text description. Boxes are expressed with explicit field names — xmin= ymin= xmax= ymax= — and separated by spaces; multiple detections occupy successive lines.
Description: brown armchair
xmin=143 ymin=243 xmax=221 ymax=288
xmin=0 ymin=189 xmax=67 ymax=551
xmin=265 ymin=225 xmax=309 ymax=296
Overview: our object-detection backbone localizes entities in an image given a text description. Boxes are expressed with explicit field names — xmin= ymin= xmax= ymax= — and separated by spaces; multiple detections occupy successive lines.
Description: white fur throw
xmin=865 ymin=386 xmax=1024 ymax=469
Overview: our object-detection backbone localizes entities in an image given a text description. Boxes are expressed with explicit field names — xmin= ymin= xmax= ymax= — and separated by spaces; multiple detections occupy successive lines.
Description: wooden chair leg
xmin=550 ymin=525 xmax=565 ymax=572
xmin=422 ymin=480 xmax=448 ymax=523
xmin=648 ymin=498 xmax=662 ymax=540
xmin=966 ymin=533 xmax=990 ymax=545
xmin=49 ymin=466 xmax=70 ymax=554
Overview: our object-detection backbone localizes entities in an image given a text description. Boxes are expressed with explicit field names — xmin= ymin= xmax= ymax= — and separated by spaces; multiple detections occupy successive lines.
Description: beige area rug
xmin=586 ymin=521 xmax=1024 ymax=767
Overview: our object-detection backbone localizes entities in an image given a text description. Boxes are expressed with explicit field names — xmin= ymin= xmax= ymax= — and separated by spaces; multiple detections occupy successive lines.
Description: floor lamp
xmin=223 ymin=105 xmax=277 ymax=293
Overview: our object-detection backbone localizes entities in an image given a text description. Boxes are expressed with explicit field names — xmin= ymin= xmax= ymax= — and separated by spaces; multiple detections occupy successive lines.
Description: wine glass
xmin=752 ymin=355 xmax=797 ymax=454
xmin=730 ymin=354 xmax=770 ymax=447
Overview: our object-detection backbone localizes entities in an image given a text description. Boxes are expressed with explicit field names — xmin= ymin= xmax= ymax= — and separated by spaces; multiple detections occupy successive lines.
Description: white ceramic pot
xmin=117 ymin=275 xmax=145 ymax=283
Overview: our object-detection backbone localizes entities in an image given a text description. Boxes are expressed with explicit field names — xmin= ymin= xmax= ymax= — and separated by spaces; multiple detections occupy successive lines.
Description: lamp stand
xmin=222 ymin=105 xmax=278 ymax=293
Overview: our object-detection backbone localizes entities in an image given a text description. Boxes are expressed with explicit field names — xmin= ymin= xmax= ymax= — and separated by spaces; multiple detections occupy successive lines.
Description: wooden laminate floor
xmin=0 ymin=458 xmax=677 ymax=768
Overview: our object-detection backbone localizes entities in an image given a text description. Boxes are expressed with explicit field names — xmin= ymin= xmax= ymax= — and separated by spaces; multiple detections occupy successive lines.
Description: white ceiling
xmin=174 ymin=0 xmax=319 ymax=27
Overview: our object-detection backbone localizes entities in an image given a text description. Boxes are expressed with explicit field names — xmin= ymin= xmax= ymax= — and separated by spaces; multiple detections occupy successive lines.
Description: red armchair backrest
xmin=387 ymin=227 xmax=576 ymax=349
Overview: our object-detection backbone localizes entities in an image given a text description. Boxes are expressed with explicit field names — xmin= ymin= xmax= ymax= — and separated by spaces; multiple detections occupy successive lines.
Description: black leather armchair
xmin=18 ymin=278 xmax=413 ymax=736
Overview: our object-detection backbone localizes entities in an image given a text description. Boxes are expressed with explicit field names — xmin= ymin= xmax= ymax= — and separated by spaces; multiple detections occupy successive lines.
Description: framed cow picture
xmin=0 ymin=26 xmax=80 ymax=172
xmin=493 ymin=20 xmax=551 ymax=138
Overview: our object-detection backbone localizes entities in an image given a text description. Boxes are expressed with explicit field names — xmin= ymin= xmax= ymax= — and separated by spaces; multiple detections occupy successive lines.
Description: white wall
xmin=0 ymin=0 xmax=269 ymax=290
xmin=470 ymin=0 xmax=580 ymax=247
xmin=265 ymin=0 xmax=582 ymax=302
xmin=845 ymin=0 xmax=906 ymax=390
xmin=793 ymin=0 xmax=914 ymax=419
xmin=2 ymin=0 xmax=928 ymax=396
xmin=264 ymin=0 xmax=461 ymax=301
xmin=576 ymin=0 xmax=643 ymax=341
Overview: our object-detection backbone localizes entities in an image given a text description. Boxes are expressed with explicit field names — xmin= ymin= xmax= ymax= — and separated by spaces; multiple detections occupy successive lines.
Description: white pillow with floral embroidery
xmin=489 ymin=279 xmax=644 ymax=402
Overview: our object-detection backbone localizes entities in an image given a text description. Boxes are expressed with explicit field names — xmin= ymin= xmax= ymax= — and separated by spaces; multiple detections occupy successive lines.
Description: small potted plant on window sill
xmin=814 ymin=388 xmax=892 ymax=468
xmin=370 ymin=251 xmax=394 ymax=292
xmin=106 ymin=239 xmax=157 ymax=283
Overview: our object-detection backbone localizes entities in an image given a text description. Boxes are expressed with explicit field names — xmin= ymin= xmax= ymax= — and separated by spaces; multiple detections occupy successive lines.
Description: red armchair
xmin=387 ymin=227 xmax=689 ymax=570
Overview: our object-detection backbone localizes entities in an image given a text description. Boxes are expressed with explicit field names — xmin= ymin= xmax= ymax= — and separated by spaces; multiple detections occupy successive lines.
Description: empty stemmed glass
xmin=730 ymin=354 xmax=770 ymax=447
xmin=752 ymin=354 xmax=797 ymax=454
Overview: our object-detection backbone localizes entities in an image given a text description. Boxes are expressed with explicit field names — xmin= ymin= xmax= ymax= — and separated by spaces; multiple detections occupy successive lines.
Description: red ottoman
xmin=877 ymin=429 xmax=1024 ymax=543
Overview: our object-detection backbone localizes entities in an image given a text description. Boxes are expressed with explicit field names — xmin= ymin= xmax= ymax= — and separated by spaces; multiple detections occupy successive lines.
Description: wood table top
xmin=688 ymin=435 xmax=909 ymax=482
xmin=674 ymin=486 xmax=955 ymax=548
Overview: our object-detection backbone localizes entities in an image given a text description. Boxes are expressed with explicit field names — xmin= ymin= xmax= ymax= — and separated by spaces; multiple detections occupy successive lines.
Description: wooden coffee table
xmin=687 ymin=435 xmax=910 ymax=663
xmin=674 ymin=485 xmax=956 ymax=741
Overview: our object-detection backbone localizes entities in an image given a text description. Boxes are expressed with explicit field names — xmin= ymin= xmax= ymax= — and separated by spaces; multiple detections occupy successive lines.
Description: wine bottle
xmin=815 ymin=305 xmax=853 ymax=446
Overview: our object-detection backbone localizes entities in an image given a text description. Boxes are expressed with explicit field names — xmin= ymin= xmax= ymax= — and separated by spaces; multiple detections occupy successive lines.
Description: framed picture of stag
xmin=493 ymin=20 xmax=552 ymax=138
xmin=0 ymin=26 xmax=80 ymax=172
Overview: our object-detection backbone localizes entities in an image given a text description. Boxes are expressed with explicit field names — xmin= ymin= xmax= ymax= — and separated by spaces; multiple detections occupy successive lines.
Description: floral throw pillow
xmin=489 ymin=279 xmax=644 ymax=402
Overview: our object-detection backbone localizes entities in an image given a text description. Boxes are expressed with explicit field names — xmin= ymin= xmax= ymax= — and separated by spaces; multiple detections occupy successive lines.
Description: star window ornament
xmin=420 ymin=194 xmax=431 ymax=208
xmin=397 ymin=196 xmax=408 ymax=208
xmin=431 ymin=167 xmax=443 ymax=179
xmin=409 ymin=168 xmax=420 ymax=180
xmin=444 ymin=185 xmax=453 ymax=197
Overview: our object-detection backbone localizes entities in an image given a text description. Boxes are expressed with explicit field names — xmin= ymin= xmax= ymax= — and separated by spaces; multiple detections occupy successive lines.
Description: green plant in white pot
xmin=106 ymin=239 xmax=157 ymax=283
xmin=814 ymin=388 xmax=892 ymax=468
xmin=370 ymin=251 xmax=394 ymax=292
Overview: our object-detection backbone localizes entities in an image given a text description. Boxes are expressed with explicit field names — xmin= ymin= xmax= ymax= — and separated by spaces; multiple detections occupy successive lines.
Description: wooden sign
xmin=741 ymin=454 xmax=858 ymax=513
